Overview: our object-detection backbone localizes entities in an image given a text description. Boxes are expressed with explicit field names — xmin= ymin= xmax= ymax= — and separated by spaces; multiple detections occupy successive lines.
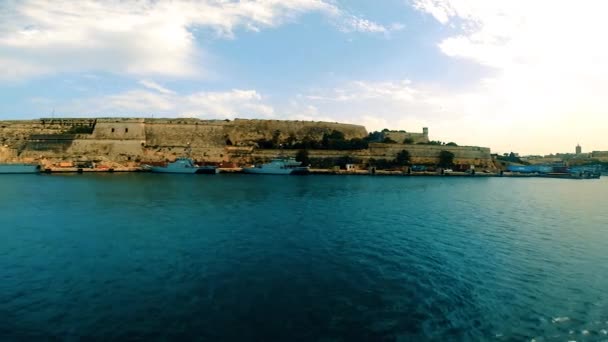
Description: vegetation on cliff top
xmin=255 ymin=129 xmax=428 ymax=150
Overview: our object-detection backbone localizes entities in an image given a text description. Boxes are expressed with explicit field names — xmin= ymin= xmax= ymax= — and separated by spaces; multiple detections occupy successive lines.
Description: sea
xmin=1 ymin=174 xmax=607 ymax=341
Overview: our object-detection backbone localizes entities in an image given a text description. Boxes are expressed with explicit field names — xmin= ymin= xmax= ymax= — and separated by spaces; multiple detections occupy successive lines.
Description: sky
xmin=1 ymin=0 xmax=607 ymax=155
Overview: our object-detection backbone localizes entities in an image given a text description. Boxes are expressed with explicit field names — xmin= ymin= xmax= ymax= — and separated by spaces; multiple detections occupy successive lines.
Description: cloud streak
xmin=139 ymin=80 xmax=176 ymax=95
xmin=52 ymin=83 xmax=275 ymax=119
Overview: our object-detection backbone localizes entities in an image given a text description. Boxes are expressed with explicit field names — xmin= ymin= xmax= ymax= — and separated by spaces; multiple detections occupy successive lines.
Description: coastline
xmin=29 ymin=167 xmax=600 ymax=179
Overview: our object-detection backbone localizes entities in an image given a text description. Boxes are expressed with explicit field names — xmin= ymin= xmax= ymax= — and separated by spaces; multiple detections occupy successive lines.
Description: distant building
xmin=576 ymin=144 xmax=582 ymax=154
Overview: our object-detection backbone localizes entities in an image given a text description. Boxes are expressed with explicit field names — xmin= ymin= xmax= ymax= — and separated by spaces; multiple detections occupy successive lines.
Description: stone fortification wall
xmin=252 ymin=144 xmax=493 ymax=168
xmin=369 ymin=143 xmax=493 ymax=167
xmin=1 ymin=118 xmax=493 ymax=168
xmin=1 ymin=118 xmax=367 ymax=164
xmin=144 ymin=121 xmax=226 ymax=148
xmin=91 ymin=119 xmax=146 ymax=140
xmin=225 ymin=119 xmax=367 ymax=145
xmin=251 ymin=149 xmax=369 ymax=161
xmin=383 ymin=131 xmax=429 ymax=144
xmin=591 ymin=151 xmax=608 ymax=161
xmin=69 ymin=140 xmax=145 ymax=161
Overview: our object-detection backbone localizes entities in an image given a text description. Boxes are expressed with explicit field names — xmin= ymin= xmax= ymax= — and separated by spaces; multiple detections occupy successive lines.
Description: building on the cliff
xmin=576 ymin=144 xmax=582 ymax=155
xmin=591 ymin=150 xmax=608 ymax=161
xmin=382 ymin=127 xmax=429 ymax=144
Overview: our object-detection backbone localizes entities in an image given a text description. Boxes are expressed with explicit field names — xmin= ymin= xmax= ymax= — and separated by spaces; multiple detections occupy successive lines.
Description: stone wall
xmin=0 ymin=118 xmax=368 ymax=165
xmin=145 ymin=121 xmax=226 ymax=148
xmin=251 ymin=143 xmax=493 ymax=168
xmin=225 ymin=119 xmax=367 ymax=145
xmin=0 ymin=118 xmax=493 ymax=168
xmin=368 ymin=143 xmax=493 ymax=167
xmin=591 ymin=151 xmax=608 ymax=161
xmin=383 ymin=129 xmax=429 ymax=144
xmin=91 ymin=119 xmax=146 ymax=140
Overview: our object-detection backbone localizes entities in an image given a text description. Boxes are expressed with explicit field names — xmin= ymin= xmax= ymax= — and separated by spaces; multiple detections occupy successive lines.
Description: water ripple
xmin=1 ymin=175 xmax=607 ymax=340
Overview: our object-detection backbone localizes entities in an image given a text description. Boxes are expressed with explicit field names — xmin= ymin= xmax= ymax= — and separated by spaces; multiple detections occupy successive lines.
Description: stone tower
xmin=423 ymin=127 xmax=429 ymax=139
xmin=576 ymin=144 xmax=582 ymax=154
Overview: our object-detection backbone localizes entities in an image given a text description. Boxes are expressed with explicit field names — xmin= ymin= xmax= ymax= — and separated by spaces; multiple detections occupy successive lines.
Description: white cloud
xmin=0 ymin=0 xmax=395 ymax=80
xmin=337 ymin=15 xmax=403 ymax=35
xmin=408 ymin=0 xmax=608 ymax=154
xmin=53 ymin=86 xmax=275 ymax=119
xmin=412 ymin=0 xmax=454 ymax=24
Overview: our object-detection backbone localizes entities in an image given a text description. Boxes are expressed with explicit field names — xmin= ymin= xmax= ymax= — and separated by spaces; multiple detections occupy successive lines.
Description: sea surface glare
xmin=1 ymin=174 xmax=608 ymax=341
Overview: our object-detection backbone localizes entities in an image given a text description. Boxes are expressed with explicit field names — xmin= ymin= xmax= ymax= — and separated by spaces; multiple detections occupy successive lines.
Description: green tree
xmin=365 ymin=131 xmax=384 ymax=142
xmin=382 ymin=137 xmax=397 ymax=143
xmin=446 ymin=142 xmax=458 ymax=146
xmin=321 ymin=130 xmax=344 ymax=148
xmin=403 ymin=138 xmax=414 ymax=144
xmin=394 ymin=150 xmax=411 ymax=166
xmin=438 ymin=150 xmax=455 ymax=168
xmin=295 ymin=149 xmax=310 ymax=166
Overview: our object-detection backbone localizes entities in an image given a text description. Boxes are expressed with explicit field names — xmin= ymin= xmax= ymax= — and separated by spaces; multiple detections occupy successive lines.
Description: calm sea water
xmin=1 ymin=174 xmax=607 ymax=341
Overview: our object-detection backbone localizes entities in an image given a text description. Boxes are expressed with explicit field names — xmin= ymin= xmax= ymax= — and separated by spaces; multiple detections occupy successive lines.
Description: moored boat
xmin=144 ymin=158 xmax=216 ymax=174
xmin=0 ymin=163 xmax=41 ymax=174
xmin=242 ymin=157 xmax=309 ymax=175
xmin=539 ymin=171 xmax=601 ymax=179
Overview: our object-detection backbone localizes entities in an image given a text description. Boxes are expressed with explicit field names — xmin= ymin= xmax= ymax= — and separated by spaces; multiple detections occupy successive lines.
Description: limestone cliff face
xmin=225 ymin=119 xmax=367 ymax=145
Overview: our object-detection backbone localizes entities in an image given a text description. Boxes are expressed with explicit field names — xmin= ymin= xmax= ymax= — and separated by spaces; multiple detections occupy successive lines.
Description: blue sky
xmin=1 ymin=0 xmax=607 ymax=155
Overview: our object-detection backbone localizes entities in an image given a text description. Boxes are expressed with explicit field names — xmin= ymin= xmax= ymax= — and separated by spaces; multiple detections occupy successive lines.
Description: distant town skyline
xmin=1 ymin=0 xmax=607 ymax=155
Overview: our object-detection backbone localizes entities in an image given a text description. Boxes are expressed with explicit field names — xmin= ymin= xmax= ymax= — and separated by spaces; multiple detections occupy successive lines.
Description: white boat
xmin=242 ymin=157 xmax=309 ymax=175
xmin=144 ymin=158 xmax=218 ymax=174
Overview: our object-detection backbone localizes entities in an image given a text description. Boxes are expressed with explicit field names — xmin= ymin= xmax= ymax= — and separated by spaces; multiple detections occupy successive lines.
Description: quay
xmin=43 ymin=167 xmax=141 ymax=173
xmin=33 ymin=167 xmax=600 ymax=179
